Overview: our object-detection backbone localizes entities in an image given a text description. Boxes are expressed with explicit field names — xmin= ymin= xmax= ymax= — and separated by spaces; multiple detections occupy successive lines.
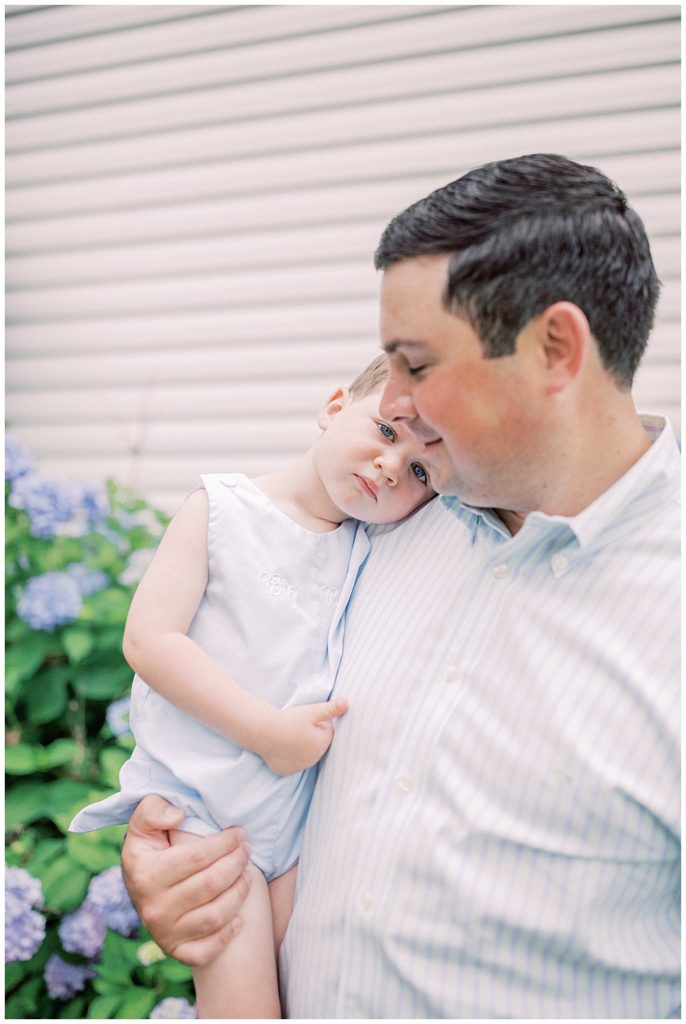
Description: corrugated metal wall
xmin=6 ymin=4 xmax=680 ymax=513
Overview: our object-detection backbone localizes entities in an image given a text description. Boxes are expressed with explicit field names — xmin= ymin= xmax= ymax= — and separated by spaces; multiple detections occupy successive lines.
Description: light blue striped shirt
xmin=281 ymin=415 xmax=680 ymax=1019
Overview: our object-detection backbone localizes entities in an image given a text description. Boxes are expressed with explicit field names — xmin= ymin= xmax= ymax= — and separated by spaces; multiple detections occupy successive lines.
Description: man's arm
xmin=121 ymin=796 xmax=251 ymax=966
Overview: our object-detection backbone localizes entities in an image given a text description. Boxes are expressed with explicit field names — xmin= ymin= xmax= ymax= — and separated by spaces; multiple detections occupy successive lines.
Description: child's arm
xmin=122 ymin=489 xmax=347 ymax=775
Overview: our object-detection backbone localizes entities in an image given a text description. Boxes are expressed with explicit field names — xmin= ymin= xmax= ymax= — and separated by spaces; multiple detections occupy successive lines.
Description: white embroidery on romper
xmin=319 ymin=585 xmax=339 ymax=607
xmin=260 ymin=571 xmax=299 ymax=608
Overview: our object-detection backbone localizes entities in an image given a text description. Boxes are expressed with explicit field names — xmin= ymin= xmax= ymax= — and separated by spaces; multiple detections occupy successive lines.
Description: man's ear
xmin=318 ymin=387 xmax=352 ymax=430
xmin=534 ymin=301 xmax=590 ymax=394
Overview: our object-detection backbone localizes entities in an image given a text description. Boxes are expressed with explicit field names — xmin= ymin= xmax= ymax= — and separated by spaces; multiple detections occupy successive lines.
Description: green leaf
xmin=115 ymin=986 xmax=157 ymax=1019
xmin=5 ymin=743 xmax=41 ymax=774
xmin=5 ymin=635 xmax=55 ymax=700
xmin=4 ymin=779 xmax=47 ymax=828
xmin=58 ymin=994 xmax=88 ymax=1018
xmin=159 ymin=957 xmax=193 ymax=982
xmin=24 ymin=665 xmax=70 ymax=724
xmin=40 ymin=854 xmax=90 ymax=911
xmin=88 ymin=993 xmax=124 ymax=1019
xmin=67 ymin=829 xmax=125 ymax=873
xmin=4 ymin=959 xmax=31 ymax=992
xmin=42 ymin=778 xmax=100 ymax=833
xmin=74 ymin=660 xmax=131 ymax=700
xmin=81 ymin=588 xmax=131 ymax=627
xmin=62 ymin=626 xmax=96 ymax=664
xmin=41 ymin=737 xmax=79 ymax=768
xmin=100 ymin=746 xmax=129 ymax=788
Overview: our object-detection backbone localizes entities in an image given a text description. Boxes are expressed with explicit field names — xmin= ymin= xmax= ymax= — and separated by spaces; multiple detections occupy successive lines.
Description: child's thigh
xmin=268 ymin=864 xmax=297 ymax=956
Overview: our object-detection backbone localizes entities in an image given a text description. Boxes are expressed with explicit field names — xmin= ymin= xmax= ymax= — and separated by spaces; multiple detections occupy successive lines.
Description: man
xmin=122 ymin=154 xmax=680 ymax=1017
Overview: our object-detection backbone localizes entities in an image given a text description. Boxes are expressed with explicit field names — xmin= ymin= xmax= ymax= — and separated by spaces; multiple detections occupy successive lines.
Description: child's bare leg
xmin=268 ymin=864 xmax=297 ymax=1015
xmin=169 ymin=830 xmax=280 ymax=1019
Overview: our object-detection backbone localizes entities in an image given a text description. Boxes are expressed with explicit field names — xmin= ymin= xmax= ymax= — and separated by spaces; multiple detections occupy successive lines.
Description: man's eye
xmin=378 ymin=422 xmax=396 ymax=441
xmin=411 ymin=463 xmax=428 ymax=485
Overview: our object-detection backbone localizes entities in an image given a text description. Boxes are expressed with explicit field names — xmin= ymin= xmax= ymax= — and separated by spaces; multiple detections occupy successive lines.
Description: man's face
xmin=379 ymin=253 xmax=542 ymax=509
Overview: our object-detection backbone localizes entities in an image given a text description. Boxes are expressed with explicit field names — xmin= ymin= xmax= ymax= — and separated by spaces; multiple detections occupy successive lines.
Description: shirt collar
xmin=440 ymin=416 xmax=680 ymax=548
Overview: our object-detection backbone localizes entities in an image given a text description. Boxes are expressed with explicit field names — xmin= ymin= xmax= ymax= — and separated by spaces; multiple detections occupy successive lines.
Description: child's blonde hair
xmin=349 ymin=353 xmax=389 ymax=400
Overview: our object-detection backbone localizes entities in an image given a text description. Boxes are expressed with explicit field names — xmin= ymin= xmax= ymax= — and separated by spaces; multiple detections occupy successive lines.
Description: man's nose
xmin=380 ymin=378 xmax=416 ymax=422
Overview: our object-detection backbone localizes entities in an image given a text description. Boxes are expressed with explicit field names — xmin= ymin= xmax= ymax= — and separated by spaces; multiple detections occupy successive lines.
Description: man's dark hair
xmin=374 ymin=153 xmax=660 ymax=388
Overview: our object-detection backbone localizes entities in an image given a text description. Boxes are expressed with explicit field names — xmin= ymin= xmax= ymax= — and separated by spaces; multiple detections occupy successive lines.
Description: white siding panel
xmin=7 ymin=152 xmax=680 ymax=254
xmin=7 ymin=108 xmax=680 ymax=223
xmin=7 ymin=20 xmax=680 ymax=150
xmin=5 ymin=5 xmax=680 ymax=512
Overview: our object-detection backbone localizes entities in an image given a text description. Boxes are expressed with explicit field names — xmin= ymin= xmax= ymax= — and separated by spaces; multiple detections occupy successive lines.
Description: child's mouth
xmin=355 ymin=475 xmax=378 ymax=500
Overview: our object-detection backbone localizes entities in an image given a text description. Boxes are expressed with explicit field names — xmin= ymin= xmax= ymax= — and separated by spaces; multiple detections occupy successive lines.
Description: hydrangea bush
xmin=5 ymin=437 xmax=197 ymax=1018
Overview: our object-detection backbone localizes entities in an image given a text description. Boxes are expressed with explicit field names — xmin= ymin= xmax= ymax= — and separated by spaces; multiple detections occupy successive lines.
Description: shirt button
xmin=442 ymin=664 xmax=460 ymax=684
xmin=360 ymin=892 xmax=373 ymax=911
xmin=492 ymin=562 xmax=509 ymax=578
xmin=552 ymin=553 xmax=569 ymax=572
xmin=396 ymin=776 xmax=414 ymax=793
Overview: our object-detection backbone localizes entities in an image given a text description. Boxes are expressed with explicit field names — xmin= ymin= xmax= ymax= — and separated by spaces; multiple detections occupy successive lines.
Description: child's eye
xmin=377 ymin=422 xmax=396 ymax=441
xmin=408 ymin=365 xmax=427 ymax=377
xmin=411 ymin=463 xmax=428 ymax=486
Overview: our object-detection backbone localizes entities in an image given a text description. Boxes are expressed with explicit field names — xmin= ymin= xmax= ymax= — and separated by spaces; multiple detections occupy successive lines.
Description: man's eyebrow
xmin=383 ymin=339 xmax=426 ymax=354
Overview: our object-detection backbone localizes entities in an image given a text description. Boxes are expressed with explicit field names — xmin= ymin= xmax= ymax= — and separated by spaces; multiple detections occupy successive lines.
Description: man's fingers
xmin=171 ymin=916 xmax=243 ymax=969
xmin=167 ymin=842 xmax=251 ymax=918
xmin=154 ymin=828 xmax=249 ymax=891
xmin=173 ymin=867 xmax=251 ymax=947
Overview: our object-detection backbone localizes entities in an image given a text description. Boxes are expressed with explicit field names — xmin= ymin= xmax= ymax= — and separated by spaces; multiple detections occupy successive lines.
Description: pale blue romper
xmin=69 ymin=473 xmax=370 ymax=880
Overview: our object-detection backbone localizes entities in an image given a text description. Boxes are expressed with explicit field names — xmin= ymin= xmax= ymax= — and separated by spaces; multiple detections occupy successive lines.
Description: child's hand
xmin=262 ymin=698 xmax=349 ymax=776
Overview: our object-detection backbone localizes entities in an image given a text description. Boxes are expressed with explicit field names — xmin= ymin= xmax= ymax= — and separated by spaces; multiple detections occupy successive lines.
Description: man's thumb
xmin=128 ymin=795 xmax=184 ymax=837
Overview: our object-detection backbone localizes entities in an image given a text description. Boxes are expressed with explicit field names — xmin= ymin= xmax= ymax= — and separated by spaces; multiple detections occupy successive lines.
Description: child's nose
xmin=373 ymin=452 xmax=400 ymax=485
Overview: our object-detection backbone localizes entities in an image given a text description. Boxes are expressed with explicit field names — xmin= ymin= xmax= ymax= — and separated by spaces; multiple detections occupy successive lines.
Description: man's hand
xmin=121 ymin=795 xmax=251 ymax=967
xmin=261 ymin=697 xmax=349 ymax=776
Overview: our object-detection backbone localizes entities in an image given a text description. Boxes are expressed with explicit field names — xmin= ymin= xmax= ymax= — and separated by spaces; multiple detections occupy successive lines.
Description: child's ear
xmin=318 ymin=387 xmax=352 ymax=431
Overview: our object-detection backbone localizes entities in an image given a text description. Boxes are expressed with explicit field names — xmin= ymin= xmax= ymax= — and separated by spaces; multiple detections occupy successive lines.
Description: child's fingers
xmin=313 ymin=697 xmax=349 ymax=722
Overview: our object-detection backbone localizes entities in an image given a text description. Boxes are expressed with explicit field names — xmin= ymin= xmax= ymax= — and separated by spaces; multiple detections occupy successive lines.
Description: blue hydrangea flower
xmin=5 ymin=892 xmax=46 ymax=962
xmin=5 ymin=436 xmax=35 ymax=484
xmin=17 ymin=572 xmax=82 ymax=632
xmin=58 ymin=900 xmax=106 ymax=959
xmin=5 ymin=866 xmax=44 ymax=908
xmin=8 ymin=475 xmax=80 ymax=539
xmin=106 ymin=695 xmax=132 ymax=738
xmin=150 ymin=997 xmax=197 ymax=1018
xmin=80 ymin=484 xmax=109 ymax=530
xmin=67 ymin=563 xmax=110 ymax=596
xmin=43 ymin=954 xmax=95 ymax=1000
xmin=87 ymin=866 xmax=140 ymax=936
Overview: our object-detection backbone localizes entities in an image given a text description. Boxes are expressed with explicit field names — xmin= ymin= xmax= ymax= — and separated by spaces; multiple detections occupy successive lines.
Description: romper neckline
xmin=221 ymin=473 xmax=347 ymax=539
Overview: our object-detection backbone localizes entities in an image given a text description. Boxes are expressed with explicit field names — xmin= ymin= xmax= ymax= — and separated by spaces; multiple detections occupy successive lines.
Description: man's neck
xmin=495 ymin=404 xmax=654 ymax=536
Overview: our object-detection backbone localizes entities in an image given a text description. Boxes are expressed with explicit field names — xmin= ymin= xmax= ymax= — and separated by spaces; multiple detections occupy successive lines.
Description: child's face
xmin=316 ymin=390 xmax=436 ymax=524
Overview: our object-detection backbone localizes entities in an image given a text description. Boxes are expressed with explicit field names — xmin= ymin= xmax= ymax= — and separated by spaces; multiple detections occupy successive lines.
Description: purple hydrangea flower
xmin=106 ymin=695 xmax=132 ymax=737
xmin=67 ymin=563 xmax=110 ymax=596
xmin=87 ymin=866 xmax=140 ymax=936
xmin=5 ymin=436 xmax=35 ymax=484
xmin=6 ymin=866 xmax=44 ymax=908
xmin=43 ymin=954 xmax=95 ymax=1000
xmin=8 ymin=475 xmax=80 ymax=539
xmin=17 ymin=572 xmax=82 ymax=632
xmin=58 ymin=900 xmax=106 ymax=958
xmin=150 ymin=997 xmax=197 ymax=1018
xmin=5 ymin=891 xmax=46 ymax=963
